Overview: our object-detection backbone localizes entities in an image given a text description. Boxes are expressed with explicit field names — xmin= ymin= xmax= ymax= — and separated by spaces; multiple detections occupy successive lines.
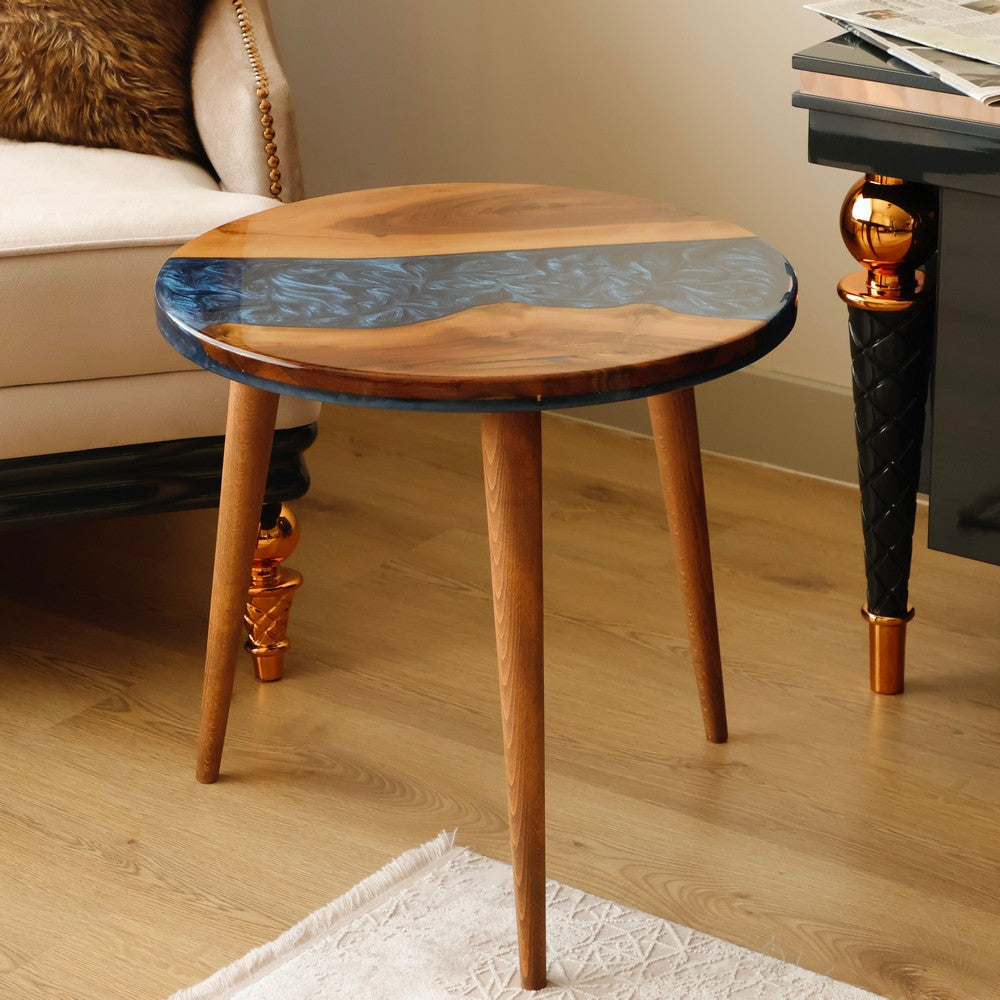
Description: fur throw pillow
xmin=0 ymin=0 xmax=205 ymax=161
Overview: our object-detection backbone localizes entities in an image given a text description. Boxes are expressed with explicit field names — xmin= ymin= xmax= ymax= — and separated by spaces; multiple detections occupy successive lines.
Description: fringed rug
xmin=171 ymin=832 xmax=886 ymax=999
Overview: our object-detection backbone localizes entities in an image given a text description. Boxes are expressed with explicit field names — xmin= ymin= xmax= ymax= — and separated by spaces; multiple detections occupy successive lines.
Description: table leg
xmin=848 ymin=297 xmax=932 ymax=693
xmin=838 ymin=174 xmax=938 ymax=694
xmin=481 ymin=411 xmax=546 ymax=991
xmin=245 ymin=501 xmax=303 ymax=682
xmin=648 ymin=388 xmax=728 ymax=744
xmin=198 ymin=383 xmax=281 ymax=783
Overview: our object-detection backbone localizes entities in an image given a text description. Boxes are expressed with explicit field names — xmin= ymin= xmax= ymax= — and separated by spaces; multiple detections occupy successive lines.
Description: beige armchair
xmin=0 ymin=0 xmax=319 ymax=677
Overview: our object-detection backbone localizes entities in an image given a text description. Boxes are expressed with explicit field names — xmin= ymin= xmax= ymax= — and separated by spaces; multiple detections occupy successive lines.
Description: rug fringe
xmin=169 ymin=830 xmax=459 ymax=1000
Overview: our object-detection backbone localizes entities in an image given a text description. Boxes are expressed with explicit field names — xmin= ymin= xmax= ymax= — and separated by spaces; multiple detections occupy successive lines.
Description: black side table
xmin=794 ymin=35 xmax=1000 ymax=693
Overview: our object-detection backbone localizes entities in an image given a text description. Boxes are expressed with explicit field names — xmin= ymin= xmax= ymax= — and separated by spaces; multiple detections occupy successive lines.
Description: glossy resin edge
xmin=154 ymin=299 xmax=798 ymax=412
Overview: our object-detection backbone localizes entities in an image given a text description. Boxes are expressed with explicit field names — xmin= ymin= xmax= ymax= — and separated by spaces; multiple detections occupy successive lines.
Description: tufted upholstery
xmin=0 ymin=0 xmax=318 ymax=490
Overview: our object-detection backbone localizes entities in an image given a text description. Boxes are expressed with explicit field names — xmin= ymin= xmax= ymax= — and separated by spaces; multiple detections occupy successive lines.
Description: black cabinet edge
xmin=793 ymin=91 xmax=1000 ymax=142
xmin=794 ymin=35 xmax=957 ymax=95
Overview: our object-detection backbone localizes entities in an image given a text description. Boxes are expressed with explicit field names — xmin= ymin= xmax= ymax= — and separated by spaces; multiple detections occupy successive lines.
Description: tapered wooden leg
xmin=197 ymin=383 xmax=281 ymax=783
xmin=481 ymin=410 xmax=546 ymax=991
xmin=648 ymin=388 xmax=728 ymax=744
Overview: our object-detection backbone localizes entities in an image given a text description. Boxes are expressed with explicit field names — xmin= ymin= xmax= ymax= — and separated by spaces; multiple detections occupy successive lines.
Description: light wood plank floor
xmin=1 ymin=407 xmax=998 ymax=999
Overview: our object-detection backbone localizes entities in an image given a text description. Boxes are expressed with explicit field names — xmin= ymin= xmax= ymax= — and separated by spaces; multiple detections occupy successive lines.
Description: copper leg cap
xmin=862 ymin=604 xmax=914 ymax=695
xmin=251 ymin=646 xmax=288 ymax=683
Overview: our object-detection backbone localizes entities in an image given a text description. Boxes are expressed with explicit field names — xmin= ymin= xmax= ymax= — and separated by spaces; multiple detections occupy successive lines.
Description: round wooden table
xmin=155 ymin=182 xmax=796 ymax=990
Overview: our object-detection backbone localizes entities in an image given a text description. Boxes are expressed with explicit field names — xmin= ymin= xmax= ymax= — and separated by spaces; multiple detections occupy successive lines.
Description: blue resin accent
xmin=156 ymin=238 xmax=794 ymax=333
xmin=155 ymin=237 xmax=797 ymax=411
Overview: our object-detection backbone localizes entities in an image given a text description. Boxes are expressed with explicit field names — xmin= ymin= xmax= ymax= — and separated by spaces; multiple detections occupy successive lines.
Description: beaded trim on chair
xmin=231 ymin=0 xmax=282 ymax=198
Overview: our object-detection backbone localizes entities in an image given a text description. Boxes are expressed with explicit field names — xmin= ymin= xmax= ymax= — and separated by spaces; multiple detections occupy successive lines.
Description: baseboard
xmin=560 ymin=370 xmax=858 ymax=485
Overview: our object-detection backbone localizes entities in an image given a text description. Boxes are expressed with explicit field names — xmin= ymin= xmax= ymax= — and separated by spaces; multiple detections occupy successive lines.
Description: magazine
xmin=807 ymin=1 xmax=1000 ymax=103
xmin=823 ymin=14 xmax=1000 ymax=103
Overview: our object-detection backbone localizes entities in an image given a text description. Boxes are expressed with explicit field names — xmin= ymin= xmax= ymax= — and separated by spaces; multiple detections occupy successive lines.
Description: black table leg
xmin=838 ymin=174 xmax=938 ymax=694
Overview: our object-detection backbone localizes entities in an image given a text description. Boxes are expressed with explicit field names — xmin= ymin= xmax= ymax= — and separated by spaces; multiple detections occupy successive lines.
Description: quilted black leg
xmin=838 ymin=173 xmax=938 ymax=694
xmin=850 ymin=303 xmax=933 ymax=621
xmin=849 ymin=303 xmax=934 ymax=691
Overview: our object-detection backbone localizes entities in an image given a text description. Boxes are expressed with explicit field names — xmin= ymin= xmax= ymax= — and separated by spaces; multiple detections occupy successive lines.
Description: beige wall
xmin=268 ymin=2 xmax=861 ymax=478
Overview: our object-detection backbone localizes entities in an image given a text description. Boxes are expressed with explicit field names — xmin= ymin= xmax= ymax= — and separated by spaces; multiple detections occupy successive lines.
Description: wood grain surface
xmin=174 ymin=183 xmax=754 ymax=260
xmin=481 ymin=411 xmax=547 ymax=988
xmin=197 ymin=384 xmax=280 ymax=784
xmin=156 ymin=183 xmax=796 ymax=409
xmin=195 ymin=305 xmax=761 ymax=404
xmin=648 ymin=389 xmax=728 ymax=743
xmin=5 ymin=410 xmax=997 ymax=998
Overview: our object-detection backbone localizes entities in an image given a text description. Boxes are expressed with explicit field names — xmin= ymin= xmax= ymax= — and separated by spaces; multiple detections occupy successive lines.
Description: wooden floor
xmin=1 ymin=408 xmax=999 ymax=999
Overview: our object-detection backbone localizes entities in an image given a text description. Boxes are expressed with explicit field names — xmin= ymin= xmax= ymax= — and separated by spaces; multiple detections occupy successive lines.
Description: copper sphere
xmin=840 ymin=176 xmax=937 ymax=271
xmin=254 ymin=503 xmax=299 ymax=563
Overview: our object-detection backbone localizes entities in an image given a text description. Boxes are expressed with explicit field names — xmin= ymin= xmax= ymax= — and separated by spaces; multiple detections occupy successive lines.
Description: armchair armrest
xmin=192 ymin=0 xmax=304 ymax=202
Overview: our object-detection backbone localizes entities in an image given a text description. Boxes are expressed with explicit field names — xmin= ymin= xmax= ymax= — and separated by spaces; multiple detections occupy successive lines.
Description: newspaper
xmin=820 ymin=14 xmax=1000 ymax=102
xmin=807 ymin=1 xmax=1000 ymax=103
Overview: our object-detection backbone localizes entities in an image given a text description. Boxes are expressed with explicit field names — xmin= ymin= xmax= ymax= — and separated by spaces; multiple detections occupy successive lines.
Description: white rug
xmin=171 ymin=832 xmax=887 ymax=1000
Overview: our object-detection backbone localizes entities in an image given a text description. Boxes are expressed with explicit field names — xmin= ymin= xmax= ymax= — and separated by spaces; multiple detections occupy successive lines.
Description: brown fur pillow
xmin=0 ymin=0 xmax=205 ymax=161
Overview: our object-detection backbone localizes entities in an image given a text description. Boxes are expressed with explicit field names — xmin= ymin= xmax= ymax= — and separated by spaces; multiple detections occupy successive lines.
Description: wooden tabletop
xmin=155 ymin=183 xmax=796 ymax=411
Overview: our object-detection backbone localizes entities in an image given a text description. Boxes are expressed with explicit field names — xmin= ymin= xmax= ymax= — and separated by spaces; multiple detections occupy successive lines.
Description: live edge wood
xmin=481 ymin=411 xmax=547 ymax=989
xmin=156 ymin=183 xmax=796 ymax=409
xmin=175 ymin=182 xmax=754 ymax=260
xmin=648 ymin=390 xmax=727 ymax=743
xmin=197 ymin=383 xmax=280 ymax=783
xmin=199 ymin=305 xmax=757 ymax=406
